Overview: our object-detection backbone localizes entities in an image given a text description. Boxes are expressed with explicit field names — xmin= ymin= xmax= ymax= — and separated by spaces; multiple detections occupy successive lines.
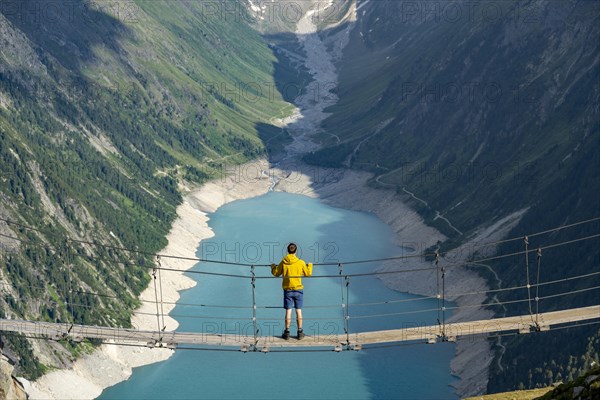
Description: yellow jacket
xmin=271 ymin=254 xmax=313 ymax=290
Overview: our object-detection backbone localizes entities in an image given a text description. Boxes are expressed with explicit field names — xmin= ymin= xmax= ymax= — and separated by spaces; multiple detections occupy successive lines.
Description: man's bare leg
xmin=296 ymin=309 xmax=305 ymax=339
xmin=285 ymin=309 xmax=293 ymax=330
xmin=296 ymin=309 xmax=303 ymax=330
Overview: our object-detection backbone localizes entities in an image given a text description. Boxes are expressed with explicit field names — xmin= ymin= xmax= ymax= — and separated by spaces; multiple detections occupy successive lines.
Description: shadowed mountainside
xmin=303 ymin=0 xmax=600 ymax=392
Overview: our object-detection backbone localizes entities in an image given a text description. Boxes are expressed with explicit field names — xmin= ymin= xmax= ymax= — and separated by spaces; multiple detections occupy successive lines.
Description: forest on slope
xmin=1 ymin=0 xmax=598 ymax=395
xmin=0 ymin=0 xmax=296 ymax=379
xmin=304 ymin=0 xmax=600 ymax=392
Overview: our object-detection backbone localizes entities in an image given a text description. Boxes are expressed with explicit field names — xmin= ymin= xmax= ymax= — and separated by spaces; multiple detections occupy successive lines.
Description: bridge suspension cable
xmin=1 ymin=216 xmax=599 ymax=268
xmin=3 ymin=277 xmax=598 ymax=328
xmin=2 ymin=265 xmax=599 ymax=313
xmin=2 ymin=223 xmax=598 ymax=285
xmin=1 ymin=215 xmax=599 ymax=351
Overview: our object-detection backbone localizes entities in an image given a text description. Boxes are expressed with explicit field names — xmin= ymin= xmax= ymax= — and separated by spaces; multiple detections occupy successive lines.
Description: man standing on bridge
xmin=271 ymin=243 xmax=313 ymax=340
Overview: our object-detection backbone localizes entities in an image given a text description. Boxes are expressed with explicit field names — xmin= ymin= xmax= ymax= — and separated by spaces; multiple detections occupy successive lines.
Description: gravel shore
xmin=26 ymin=2 xmax=515 ymax=397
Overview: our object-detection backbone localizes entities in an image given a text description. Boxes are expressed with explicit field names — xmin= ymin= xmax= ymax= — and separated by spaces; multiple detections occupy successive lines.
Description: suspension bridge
xmin=1 ymin=305 xmax=599 ymax=352
xmin=1 ymin=216 xmax=599 ymax=352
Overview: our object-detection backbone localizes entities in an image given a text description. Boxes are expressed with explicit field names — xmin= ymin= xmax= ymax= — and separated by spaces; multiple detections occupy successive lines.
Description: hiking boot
xmin=297 ymin=329 xmax=305 ymax=340
xmin=282 ymin=329 xmax=290 ymax=340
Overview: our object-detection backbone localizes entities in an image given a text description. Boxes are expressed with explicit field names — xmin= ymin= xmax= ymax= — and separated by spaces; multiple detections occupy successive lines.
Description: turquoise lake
xmin=100 ymin=192 xmax=457 ymax=399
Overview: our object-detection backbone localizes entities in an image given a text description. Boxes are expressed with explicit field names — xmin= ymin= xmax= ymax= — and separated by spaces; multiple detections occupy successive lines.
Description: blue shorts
xmin=283 ymin=290 xmax=304 ymax=310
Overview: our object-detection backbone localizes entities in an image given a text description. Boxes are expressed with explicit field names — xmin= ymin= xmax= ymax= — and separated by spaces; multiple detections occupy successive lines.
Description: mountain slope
xmin=309 ymin=0 xmax=599 ymax=235
xmin=304 ymin=0 xmax=600 ymax=393
xmin=0 ymin=0 xmax=290 ymax=380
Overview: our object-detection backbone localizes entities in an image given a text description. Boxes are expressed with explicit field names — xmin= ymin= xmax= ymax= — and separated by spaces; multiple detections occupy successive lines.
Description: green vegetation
xmin=303 ymin=0 xmax=600 ymax=393
xmin=538 ymin=366 xmax=600 ymax=399
xmin=488 ymin=325 xmax=600 ymax=392
xmin=0 ymin=0 xmax=292 ymax=378
xmin=0 ymin=308 xmax=47 ymax=380
xmin=463 ymin=366 xmax=600 ymax=399
xmin=1 ymin=334 xmax=48 ymax=380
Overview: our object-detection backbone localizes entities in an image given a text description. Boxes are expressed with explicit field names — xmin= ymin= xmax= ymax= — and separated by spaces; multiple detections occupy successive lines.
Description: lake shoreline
xmin=26 ymin=158 xmax=518 ymax=398
xmin=27 ymin=1 xmax=505 ymax=396
xmin=275 ymin=161 xmax=507 ymax=397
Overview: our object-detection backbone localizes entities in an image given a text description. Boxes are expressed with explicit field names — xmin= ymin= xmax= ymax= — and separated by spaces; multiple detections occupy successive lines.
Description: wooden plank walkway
xmin=1 ymin=305 xmax=598 ymax=351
